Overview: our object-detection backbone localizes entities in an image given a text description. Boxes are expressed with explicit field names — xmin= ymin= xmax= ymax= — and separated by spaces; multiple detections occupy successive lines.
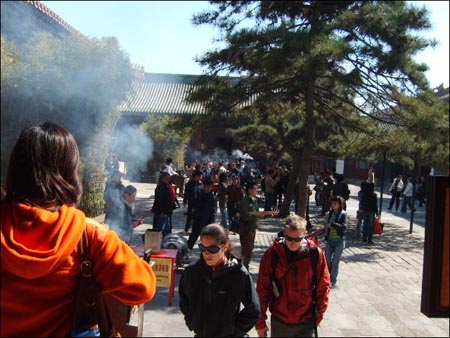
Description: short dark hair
xmin=5 ymin=122 xmax=82 ymax=206
xmin=245 ymin=181 xmax=258 ymax=194
xmin=193 ymin=170 xmax=203 ymax=178
xmin=124 ymin=185 xmax=137 ymax=196
xmin=166 ymin=158 xmax=173 ymax=164
xmin=330 ymin=196 xmax=344 ymax=209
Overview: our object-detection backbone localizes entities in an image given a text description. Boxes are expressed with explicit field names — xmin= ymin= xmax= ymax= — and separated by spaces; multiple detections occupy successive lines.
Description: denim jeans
xmin=355 ymin=218 xmax=363 ymax=239
xmin=154 ymin=214 xmax=171 ymax=238
xmin=219 ymin=206 xmax=228 ymax=228
xmin=315 ymin=190 xmax=322 ymax=206
xmin=325 ymin=238 xmax=345 ymax=284
xmin=362 ymin=211 xmax=375 ymax=242
xmin=401 ymin=196 xmax=415 ymax=212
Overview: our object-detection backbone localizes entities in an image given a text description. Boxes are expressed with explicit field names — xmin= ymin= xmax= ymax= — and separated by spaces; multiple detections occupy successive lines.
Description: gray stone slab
xmin=117 ymin=180 xmax=448 ymax=338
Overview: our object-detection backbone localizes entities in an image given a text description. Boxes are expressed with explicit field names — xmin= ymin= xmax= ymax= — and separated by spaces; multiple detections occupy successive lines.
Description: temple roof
xmin=119 ymin=72 xmax=258 ymax=116
xmin=118 ymin=72 xmax=450 ymax=119
xmin=0 ymin=1 xmax=82 ymax=47
xmin=119 ymin=73 xmax=208 ymax=115
xmin=434 ymin=83 xmax=449 ymax=101
xmin=28 ymin=1 xmax=80 ymax=35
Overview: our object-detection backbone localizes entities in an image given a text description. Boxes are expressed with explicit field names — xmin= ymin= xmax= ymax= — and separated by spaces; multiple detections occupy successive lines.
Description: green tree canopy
xmin=1 ymin=32 xmax=133 ymax=216
xmin=1 ymin=32 xmax=133 ymax=178
xmin=189 ymin=1 xmax=436 ymax=217
xmin=142 ymin=114 xmax=192 ymax=174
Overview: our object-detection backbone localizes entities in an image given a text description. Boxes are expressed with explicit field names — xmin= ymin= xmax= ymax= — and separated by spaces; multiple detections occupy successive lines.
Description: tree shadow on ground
xmin=132 ymin=194 xmax=425 ymax=277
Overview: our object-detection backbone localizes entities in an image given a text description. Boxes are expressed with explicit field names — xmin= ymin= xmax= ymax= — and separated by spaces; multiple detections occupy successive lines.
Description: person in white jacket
xmin=401 ymin=177 xmax=416 ymax=213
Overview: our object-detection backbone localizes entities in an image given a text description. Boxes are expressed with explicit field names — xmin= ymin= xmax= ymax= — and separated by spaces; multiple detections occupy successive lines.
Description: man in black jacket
xmin=183 ymin=170 xmax=203 ymax=233
xmin=187 ymin=179 xmax=217 ymax=250
xmin=152 ymin=172 xmax=173 ymax=237
xmin=332 ymin=174 xmax=350 ymax=210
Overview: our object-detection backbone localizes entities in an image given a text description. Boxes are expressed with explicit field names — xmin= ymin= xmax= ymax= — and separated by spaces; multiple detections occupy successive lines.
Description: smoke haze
xmin=112 ymin=125 xmax=154 ymax=179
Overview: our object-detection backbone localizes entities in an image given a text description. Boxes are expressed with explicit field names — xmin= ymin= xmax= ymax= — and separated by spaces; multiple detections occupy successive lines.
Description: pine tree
xmin=189 ymin=1 xmax=435 ymax=217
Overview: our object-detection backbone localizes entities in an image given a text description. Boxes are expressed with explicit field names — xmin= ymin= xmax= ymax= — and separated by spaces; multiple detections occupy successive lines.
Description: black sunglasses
xmin=285 ymin=235 xmax=305 ymax=242
xmin=198 ymin=243 xmax=224 ymax=254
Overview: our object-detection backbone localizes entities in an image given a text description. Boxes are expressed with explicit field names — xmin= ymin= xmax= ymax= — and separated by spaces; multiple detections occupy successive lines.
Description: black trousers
xmin=187 ymin=220 xmax=205 ymax=250
xmin=184 ymin=204 xmax=194 ymax=231
xmin=388 ymin=191 xmax=401 ymax=210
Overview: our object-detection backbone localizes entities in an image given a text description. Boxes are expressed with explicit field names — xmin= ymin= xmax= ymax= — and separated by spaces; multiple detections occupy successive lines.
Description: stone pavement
xmin=97 ymin=179 xmax=449 ymax=337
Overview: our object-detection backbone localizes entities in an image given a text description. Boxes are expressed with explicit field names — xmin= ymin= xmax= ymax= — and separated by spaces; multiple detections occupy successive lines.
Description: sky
xmin=43 ymin=1 xmax=449 ymax=88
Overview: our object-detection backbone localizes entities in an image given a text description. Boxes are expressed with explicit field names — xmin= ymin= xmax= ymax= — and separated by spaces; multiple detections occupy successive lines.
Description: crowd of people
xmin=1 ymin=122 xmax=431 ymax=337
xmin=102 ymin=156 xmax=428 ymax=298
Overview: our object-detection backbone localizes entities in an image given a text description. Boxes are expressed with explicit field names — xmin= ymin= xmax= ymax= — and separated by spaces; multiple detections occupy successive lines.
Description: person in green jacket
xmin=238 ymin=181 xmax=264 ymax=270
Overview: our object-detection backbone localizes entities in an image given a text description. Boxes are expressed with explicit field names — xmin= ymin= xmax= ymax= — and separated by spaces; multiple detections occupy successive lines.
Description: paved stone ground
xmin=96 ymin=179 xmax=449 ymax=337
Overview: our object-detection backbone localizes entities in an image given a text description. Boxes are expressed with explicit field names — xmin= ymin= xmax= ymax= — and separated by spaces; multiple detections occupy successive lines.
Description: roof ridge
xmin=27 ymin=1 xmax=82 ymax=36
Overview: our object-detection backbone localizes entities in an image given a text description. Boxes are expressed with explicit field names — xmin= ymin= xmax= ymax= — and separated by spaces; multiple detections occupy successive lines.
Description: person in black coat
xmin=361 ymin=182 xmax=379 ymax=244
xmin=179 ymin=224 xmax=260 ymax=337
xmin=152 ymin=172 xmax=173 ymax=237
xmin=187 ymin=179 xmax=217 ymax=250
xmin=183 ymin=170 xmax=203 ymax=233
xmin=332 ymin=174 xmax=350 ymax=210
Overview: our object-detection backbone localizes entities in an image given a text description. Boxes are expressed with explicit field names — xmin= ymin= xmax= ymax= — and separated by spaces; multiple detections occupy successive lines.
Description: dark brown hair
xmin=200 ymin=224 xmax=238 ymax=259
xmin=330 ymin=196 xmax=344 ymax=210
xmin=5 ymin=122 xmax=82 ymax=206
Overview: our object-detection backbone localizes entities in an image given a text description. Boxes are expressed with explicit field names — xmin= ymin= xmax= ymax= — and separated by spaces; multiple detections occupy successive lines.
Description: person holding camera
xmin=255 ymin=215 xmax=330 ymax=337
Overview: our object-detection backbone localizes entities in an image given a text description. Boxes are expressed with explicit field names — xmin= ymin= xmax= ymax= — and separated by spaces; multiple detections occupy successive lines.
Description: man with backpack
xmin=255 ymin=215 xmax=330 ymax=338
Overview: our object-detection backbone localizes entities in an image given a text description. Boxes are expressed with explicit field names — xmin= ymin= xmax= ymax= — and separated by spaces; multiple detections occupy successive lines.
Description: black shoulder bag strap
xmin=72 ymin=227 xmax=102 ymax=335
xmin=309 ymin=245 xmax=319 ymax=338
xmin=72 ymin=227 xmax=117 ymax=337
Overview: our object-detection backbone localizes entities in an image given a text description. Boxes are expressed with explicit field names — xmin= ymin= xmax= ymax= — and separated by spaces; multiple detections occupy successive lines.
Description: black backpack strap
xmin=271 ymin=248 xmax=279 ymax=277
xmin=270 ymin=248 xmax=282 ymax=297
xmin=309 ymin=245 xmax=319 ymax=338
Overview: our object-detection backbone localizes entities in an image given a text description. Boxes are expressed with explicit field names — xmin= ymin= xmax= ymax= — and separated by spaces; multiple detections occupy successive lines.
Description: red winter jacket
xmin=256 ymin=239 xmax=330 ymax=329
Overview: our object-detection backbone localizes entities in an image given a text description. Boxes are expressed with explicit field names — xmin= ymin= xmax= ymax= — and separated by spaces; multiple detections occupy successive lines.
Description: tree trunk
xmin=296 ymin=78 xmax=317 ymax=218
xmin=278 ymin=154 xmax=302 ymax=217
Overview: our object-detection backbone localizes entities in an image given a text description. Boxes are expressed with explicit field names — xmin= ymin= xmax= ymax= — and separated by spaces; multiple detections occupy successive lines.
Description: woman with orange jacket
xmin=1 ymin=122 xmax=156 ymax=337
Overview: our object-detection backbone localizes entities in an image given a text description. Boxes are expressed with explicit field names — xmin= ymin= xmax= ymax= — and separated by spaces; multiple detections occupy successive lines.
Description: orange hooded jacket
xmin=1 ymin=201 xmax=156 ymax=337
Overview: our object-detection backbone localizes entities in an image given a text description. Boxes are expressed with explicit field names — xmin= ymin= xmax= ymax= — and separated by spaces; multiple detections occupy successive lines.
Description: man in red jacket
xmin=256 ymin=215 xmax=330 ymax=337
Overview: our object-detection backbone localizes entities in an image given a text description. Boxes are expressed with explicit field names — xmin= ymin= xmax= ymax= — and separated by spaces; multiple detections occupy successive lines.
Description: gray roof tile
xmin=119 ymin=73 xmax=206 ymax=115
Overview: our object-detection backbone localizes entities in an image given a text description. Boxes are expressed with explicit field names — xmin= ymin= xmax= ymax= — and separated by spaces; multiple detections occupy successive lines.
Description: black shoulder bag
xmin=72 ymin=228 xmax=138 ymax=337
